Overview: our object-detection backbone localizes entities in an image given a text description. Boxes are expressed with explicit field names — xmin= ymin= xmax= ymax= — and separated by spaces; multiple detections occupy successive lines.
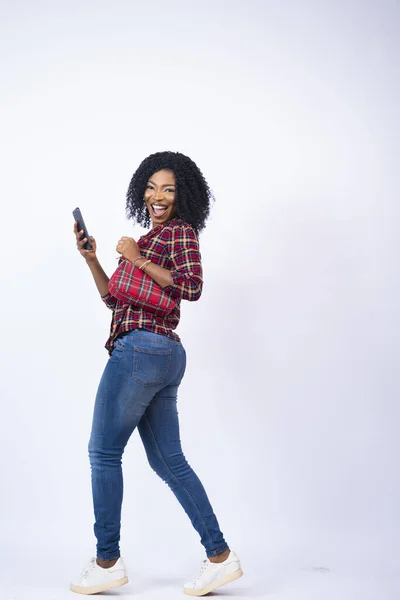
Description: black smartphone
xmin=72 ymin=207 xmax=93 ymax=250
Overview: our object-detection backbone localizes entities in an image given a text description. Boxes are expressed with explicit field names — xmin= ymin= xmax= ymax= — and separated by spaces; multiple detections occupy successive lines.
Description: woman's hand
xmin=116 ymin=236 xmax=141 ymax=263
xmin=74 ymin=221 xmax=97 ymax=262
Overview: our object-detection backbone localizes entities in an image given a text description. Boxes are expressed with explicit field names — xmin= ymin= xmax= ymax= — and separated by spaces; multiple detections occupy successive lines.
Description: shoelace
xmin=194 ymin=560 xmax=210 ymax=583
xmin=81 ymin=558 xmax=96 ymax=580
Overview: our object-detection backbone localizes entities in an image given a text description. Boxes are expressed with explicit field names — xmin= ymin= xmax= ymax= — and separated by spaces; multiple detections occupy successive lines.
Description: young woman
xmin=70 ymin=151 xmax=242 ymax=596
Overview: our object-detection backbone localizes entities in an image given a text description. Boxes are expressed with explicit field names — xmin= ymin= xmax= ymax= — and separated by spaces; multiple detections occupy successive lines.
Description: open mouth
xmin=151 ymin=204 xmax=169 ymax=218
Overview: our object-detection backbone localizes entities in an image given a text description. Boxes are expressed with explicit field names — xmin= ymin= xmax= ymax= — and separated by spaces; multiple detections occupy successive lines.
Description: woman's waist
xmin=118 ymin=327 xmax=182 ymax=347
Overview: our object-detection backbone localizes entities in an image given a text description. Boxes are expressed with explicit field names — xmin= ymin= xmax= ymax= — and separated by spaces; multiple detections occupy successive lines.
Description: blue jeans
xmin=88 ymin=329 xmax=229 ymax=560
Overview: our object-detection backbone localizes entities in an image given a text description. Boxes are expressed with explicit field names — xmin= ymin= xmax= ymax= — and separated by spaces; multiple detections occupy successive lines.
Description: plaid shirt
xmin=101 ymin=219 xmax=203 ymax=354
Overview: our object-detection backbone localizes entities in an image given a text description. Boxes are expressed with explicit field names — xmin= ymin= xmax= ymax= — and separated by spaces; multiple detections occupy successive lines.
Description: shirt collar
xmin=141 ymin=218 xmax=182 ymax=239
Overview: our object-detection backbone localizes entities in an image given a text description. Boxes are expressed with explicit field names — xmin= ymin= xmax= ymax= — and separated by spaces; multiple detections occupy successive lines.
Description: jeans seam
xmin=143 ymin=412 xmax=214 ymax=549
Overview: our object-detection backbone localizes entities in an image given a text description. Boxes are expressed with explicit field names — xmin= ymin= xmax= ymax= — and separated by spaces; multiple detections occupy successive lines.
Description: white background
xmin=0 ymin=1 xmax=399 ymax=598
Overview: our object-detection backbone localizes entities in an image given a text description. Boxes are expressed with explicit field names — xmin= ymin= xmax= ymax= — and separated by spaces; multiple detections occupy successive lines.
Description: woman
xmin=70 ymin=151 xmax=242 ymax=596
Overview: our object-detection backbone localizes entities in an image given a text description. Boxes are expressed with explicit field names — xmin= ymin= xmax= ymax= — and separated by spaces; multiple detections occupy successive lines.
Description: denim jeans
xmin=88 ymin=329 xmax=229 ymax=560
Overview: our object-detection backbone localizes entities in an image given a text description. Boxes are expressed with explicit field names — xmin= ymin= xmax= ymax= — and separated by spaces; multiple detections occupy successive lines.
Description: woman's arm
xmin=161 ymin=224 xmax=203 ymax=301
xmin=132 ymin=258 xmax=173 ymax=289
xmin=73 ymin=223 xmax=117 ymax=309
xmin=116 ymin=224 xmax=203 ymax=302
xmin=86 ymin=256 xmax=111 ymax=297
xmin=116 ymin=235 xmax=172 ymax=289
xmin=87 ymin=257 xmax=118 ymax=310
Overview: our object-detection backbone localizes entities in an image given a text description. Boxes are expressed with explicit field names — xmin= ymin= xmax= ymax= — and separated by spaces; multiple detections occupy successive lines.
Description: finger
xmin=74 ymin=224 xmax=85 ymax=237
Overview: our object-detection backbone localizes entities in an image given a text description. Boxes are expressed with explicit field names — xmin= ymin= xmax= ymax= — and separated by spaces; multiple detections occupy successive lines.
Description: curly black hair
xmin=126 ymin=151 xmax=214 ymax=234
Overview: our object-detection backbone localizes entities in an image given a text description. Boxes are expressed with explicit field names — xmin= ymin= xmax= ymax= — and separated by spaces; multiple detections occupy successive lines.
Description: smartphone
xmin=72 ymin=207 xmax=93 ymax=250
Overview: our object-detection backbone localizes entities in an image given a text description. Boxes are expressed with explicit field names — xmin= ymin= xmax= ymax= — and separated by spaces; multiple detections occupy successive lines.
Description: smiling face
xmin=144 ymin=169 xmax=177 ymax=228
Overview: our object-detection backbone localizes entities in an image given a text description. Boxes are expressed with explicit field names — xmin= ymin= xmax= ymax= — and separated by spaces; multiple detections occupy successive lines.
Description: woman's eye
xmin=166 ymin=188 xmax=175 ymax=193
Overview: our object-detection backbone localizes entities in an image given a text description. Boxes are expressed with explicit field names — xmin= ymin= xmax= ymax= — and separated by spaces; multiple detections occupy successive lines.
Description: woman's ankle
xmin=96 ymin=558 xmax=118 ymax=568
xmin=209 ymin=549 xmax=230 ymax=563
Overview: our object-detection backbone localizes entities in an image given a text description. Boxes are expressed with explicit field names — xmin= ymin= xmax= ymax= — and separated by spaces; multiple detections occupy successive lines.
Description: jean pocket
xmin=112 ymin=336 xmax=126 ymax=354
xmin=131 ymin=346 xmax=172 ymax=387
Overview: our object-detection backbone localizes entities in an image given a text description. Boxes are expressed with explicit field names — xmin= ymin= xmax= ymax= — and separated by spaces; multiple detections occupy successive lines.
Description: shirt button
xmin=189 ymin=272 xmax=193 ymax=276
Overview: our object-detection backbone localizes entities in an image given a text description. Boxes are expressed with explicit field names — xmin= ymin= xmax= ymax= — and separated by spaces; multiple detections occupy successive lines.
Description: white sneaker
xmin=184 ymin=550 xmax=243 ymax=596
xmin=70 ymin=557 xmax=129 ymax=595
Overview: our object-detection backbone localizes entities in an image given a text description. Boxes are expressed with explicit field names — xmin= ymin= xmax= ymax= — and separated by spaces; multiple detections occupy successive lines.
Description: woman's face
xmin=144 ymin=169 xmax=176 ymax=227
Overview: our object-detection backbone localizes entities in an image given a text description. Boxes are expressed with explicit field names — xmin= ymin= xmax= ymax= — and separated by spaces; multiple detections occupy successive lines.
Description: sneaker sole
xmin=184 ymin=568 xmax=243 ymax=596
xmin=70 ymin=576 xmax=129 ymax=595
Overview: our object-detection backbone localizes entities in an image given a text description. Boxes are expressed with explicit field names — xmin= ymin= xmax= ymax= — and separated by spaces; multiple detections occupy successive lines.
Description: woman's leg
xmin=88 ymin=337 xmax=156 ymax=561
xmin=137 ymin=383 xmax=229 ymax=558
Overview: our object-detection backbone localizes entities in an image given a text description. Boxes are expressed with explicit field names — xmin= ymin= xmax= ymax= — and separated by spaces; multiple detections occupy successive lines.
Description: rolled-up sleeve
xmin=164 ymin=224 xmax=203 ymax=301
xmin=101 ymin=292 xmax=118 ymax=310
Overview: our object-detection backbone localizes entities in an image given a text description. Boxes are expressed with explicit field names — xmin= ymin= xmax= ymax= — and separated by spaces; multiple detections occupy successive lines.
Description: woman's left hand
xmin=116 ymin=236 xmax=141 ymax=263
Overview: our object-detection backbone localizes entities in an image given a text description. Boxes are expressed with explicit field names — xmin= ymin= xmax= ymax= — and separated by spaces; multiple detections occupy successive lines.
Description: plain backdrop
xmin=0 ymin=1 xmax=399 ymax=598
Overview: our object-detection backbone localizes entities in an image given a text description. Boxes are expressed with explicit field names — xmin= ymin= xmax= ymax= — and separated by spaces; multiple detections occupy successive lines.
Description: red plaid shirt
xmin=101 ymin=219 xmax=203 ymax=354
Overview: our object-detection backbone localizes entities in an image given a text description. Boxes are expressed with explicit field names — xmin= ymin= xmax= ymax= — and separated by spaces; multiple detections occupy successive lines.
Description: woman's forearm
xmin=86 ymin=257 xmax=110 ymax=297
xmin=135 ymin=257 xmax=173 ymax=289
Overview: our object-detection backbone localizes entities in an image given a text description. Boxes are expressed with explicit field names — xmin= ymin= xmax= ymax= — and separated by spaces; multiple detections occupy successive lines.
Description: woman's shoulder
xmin=165 ymin=219 xmax=198 ymax=237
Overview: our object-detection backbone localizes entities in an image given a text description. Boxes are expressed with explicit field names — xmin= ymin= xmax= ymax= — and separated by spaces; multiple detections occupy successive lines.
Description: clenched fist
xmin=116 ymin=237 xmax=141 ymax=263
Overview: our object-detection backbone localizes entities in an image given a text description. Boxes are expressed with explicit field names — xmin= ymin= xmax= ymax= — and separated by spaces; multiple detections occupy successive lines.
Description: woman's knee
xmin=88 ymin=438 xmax=123 ymax=467
xmin=148 ymin=449 xmax=190 ymax=480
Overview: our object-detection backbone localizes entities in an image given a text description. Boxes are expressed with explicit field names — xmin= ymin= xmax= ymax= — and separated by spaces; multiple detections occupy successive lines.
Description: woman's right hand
xmin=74 ymin=221 xmax=97 ymax=262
